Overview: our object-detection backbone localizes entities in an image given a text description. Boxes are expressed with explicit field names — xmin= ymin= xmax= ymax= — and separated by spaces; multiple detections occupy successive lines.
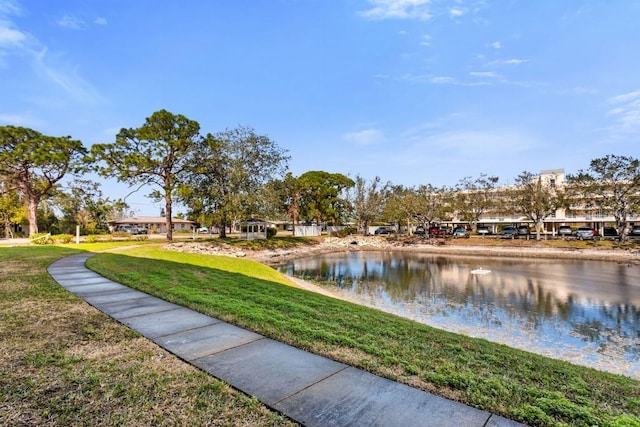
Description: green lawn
xmin=83 ymin=244 xmax=640 ymax=427
xmin=0 ymin=245 xmax=296 ymax=426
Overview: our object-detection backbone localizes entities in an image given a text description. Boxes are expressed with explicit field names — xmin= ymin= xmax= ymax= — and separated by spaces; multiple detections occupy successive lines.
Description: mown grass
xmin=0 ymin=245 xmax=297 ymax=426
xmin=83 ymin=245 xmax=640 ymax=427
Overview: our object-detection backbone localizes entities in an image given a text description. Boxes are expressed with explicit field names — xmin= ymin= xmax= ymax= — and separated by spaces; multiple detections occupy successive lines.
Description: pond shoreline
xmin=245 ymin=236 xmax=640 ymax=266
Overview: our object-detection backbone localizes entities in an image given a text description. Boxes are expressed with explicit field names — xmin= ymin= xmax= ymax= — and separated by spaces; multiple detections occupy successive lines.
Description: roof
xmin=109 ymin=216 xmax=195 ymax=225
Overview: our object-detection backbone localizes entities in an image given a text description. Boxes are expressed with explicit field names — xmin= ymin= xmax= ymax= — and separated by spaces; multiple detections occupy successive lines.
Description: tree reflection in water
xmin=277 ymin=251 xmax=640 ymax=379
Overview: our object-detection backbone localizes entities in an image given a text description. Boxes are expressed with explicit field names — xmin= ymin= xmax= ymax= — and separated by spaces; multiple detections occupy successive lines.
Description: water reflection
xmin=277 ymin=251 xmax=640 ymax=379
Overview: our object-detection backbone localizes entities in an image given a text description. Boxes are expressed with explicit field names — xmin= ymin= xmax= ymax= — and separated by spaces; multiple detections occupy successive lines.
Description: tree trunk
xmin=27 ymin=196 xmax=38 ymax=236
xmin=219 ymin=212 xmax=227 ymax=238
xmin=165 ymin=192 xmax=173 ymax=241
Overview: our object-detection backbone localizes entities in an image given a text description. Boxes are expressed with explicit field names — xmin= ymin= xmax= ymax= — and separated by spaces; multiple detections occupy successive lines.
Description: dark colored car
xmin=557 ymin=225 xmax=573 ymax=238
xmin=601 ymin=227 xmax=619 ymax=240
xmin=517 ymin=225 xmax=531 ymax=238
xmin=452 ymin=227 xmax=470 ymax=238
xmin=575 ymin=227 xmax=598 ymax=240
xmin=374 ymin=226 xmax=393 ymax=235
xmin=499 ymin=226 xmax=517 ymax=239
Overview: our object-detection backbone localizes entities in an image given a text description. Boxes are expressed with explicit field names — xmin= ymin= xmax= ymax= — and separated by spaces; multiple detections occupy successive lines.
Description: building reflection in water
xmin=277 ymin=251 xmax=640 ymax=379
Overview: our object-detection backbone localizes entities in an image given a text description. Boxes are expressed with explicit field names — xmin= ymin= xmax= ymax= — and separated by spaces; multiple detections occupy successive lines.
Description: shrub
xmin=266 ymin=227 xmax=278 ymax=238
xmin=52 ymin=234 xmax=74 ymax=244
xmin=85 ymin=234 xmax=98 ymax=243
xmin=29 ymin=233 xmax=53 ymax=245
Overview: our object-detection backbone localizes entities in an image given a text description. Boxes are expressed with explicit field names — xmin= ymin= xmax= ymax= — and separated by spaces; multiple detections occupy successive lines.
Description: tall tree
xmin=567 ymin=155 xmax=640 ymax=240
xmin=454 ymin=174 xmax=499 ymax=231
xmin=382 ymin=185 xmax=414 ymax=233
xmin=91 ymin=110 xmax=200 ymax=240
xmin=267 ymin=172 xmax=302 ymax=234
xmin=510 ymin=171 xmax=563 ymax=240
xmin=409 ymin=185 xmax=453 ymax=233
xmin=351 ymin=175 xmax=389 ymax=235
xmin=54 ymin=179 xmax=125 ymax=234
xmin=0 ymin=126 xmax=87 ymax=235
xmin=181 ymin=126 xmax=289 ymax=238
xmin=297 ymin=171 xmax=354 ymax=226
xmin=0 ymin=183 xmax=26 ymax=238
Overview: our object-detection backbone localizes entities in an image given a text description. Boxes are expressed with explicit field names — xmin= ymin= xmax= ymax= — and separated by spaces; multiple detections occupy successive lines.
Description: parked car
xmin=557 ymin=225 xmax=573 ymax=238
xmin=629 ymin=225 xmax=640 ymax=239
xmin=499 ymin=226 xmax=517 ymax=239
xmin=414 ymin=226 xmax=426 ymax=236
xmin=452 ymin=227 xmax=470 ymax=238
xmin=374 ymin=226 xmax=393 ymax=235
xmin=575 ymin=227 xmax=598 ymax=240
xmin=517 ymin=225 xmax=531 ymax=238
xmin=428 ymin=226 xmax=440 ymax=236
xmin=198 ymin=226 xmax=209 ymax=233
xmin=476 ymin=226 xmax=491 ymax=236
xmin=601 ymin=227 xmax=619 ymax=240
xmin=433 ymin=227 xmax=450 ymax=237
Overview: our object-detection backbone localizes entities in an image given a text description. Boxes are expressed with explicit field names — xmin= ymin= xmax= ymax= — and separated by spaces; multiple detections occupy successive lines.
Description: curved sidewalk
xmin=48 ymin=253 xmax=525 ymax=427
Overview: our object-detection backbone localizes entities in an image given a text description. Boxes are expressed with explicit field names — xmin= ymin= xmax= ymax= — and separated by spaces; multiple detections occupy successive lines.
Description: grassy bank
xmin=83 ymin=244 xmax=640 ymax=427
xmin=0 ymin=245 xmax=296 ymax=426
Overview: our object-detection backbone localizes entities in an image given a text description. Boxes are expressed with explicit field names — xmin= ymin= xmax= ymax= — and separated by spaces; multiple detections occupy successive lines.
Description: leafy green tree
xmin=91 ymin=110 xmax=200 ymax=240
xmin=510 ymin=171 xmax=564 ymax=240
xmin=0 ymin=126 xmax=87 ymax=235
xmin=382 ymin=185 xmax=415 ymax=233
xmin=181 ymin=126 xmax=289 ymax=238
xmin=266 ymin=172 xmax=302 ymax=233
xmin=55 ymin=179 xmax=125 ymax=234
xmin=454 ymin=174 xmax=499 ymax=231
xmin=409 ymin=185 xmax=453 ymax=232
xmin=567 ymin=155 xmax=640 ymax=240
xmin=297 ymin=171 xmax=354 ymax=226
xmin=0 ymin=183 xmax=26 ymax=238
xmin=350 ymin=175 xmax=389 ymax=235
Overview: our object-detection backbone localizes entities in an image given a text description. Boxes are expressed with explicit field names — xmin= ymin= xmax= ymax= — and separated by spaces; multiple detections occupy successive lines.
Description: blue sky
xmin=2 ymin=0 xmax=640 ymax=216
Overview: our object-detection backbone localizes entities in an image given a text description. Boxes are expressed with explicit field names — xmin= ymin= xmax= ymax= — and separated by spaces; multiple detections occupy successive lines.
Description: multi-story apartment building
xmin=449 ymin=169 xmax=639 ymax=236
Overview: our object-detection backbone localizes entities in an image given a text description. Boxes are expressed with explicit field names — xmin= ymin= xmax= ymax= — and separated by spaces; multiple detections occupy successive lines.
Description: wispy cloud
xmin=406 ymin=128 xmax=536 ymax=156
xmin=360 ymin=0 xmax=433 ymax=21
xmin=0 ymin=2 xmax=103 ymax=104
xmin=0 ymin=111 xmax=43 ymax=127
xmin=343 ymin=129 xmax=385 ymax=146
xmin=0 ymin=19 xmax=25 ymax=46
xmin=0 ymin=0 xmax=21 ymax=15
xmin=502 ymin=58 xmax=529 ymax=65
xmin=57 ymin=14 xmax=86 ymax=30
xmin=491 ymin=41 xmax=502 ymax=49
xmin=403 ymin=73 xmax=490 ymax=87
xmin=94 ymin=16 xmax=107 ymax=26
xmin=32 ymin=47 xmax=104 ymax=104
xmin=469 ymin=71 xmax=501 ymax=79
xmin=449 ymin=7 xmax=466 ymax=18
xmin=605 ymin=90 xmax=640 ymax=135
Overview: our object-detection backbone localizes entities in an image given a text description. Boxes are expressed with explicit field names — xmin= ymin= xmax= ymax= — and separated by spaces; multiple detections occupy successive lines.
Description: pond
xmin=276 ymin=251 xmax=640 ymax=379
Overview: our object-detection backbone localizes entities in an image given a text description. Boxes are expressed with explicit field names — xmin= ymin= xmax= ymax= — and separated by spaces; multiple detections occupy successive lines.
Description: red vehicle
xmin=429 ymin=226 xmax=449 ymax=237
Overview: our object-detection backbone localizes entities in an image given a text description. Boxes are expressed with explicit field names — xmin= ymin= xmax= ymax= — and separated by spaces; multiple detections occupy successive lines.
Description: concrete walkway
xmin=47 ymin=253 xmax=525 ymax=427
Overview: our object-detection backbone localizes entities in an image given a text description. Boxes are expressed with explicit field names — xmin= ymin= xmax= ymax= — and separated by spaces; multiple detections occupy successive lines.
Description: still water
xmin=277 ymin=251 xmax=640 ymax=379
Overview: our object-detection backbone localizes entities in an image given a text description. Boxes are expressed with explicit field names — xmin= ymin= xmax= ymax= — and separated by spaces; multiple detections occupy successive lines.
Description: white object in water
xmin=470 ymin=268 xmax=491 ymax=275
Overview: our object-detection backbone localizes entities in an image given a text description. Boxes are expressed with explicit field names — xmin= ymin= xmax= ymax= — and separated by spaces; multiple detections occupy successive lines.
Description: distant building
xmin=108 ymin=216 xmax=195 ymax=233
